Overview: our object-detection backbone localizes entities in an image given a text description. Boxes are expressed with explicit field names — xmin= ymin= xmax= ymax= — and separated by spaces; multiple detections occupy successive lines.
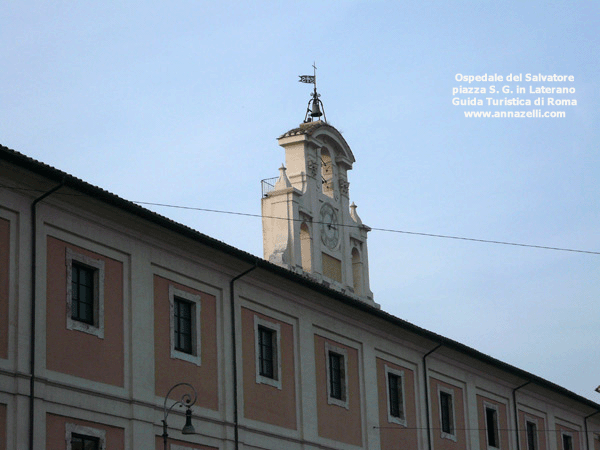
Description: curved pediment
xmin=279 ymin=121 xmax=355 ymax=168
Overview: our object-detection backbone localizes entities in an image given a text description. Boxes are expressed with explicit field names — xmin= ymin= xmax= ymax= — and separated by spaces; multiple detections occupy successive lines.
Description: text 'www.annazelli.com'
xmin=464 ymin=110 xmax=566 ymax=118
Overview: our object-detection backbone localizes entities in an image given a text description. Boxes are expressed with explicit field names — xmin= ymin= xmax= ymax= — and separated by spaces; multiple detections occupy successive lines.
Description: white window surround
xmin=438 ymin=385 xmax=457 ymax=442
xmin=561 ymin=431 xmax=574 ymax=450
xmin=65 ymin=422 xmax=106 ymax=450
xmin=254 ymin=315 xmax=282 ymax=389
xmin=484 ymin=401 xmax=501 ymax=449
xmin=524 ymin=414 xmax=539 ymax=427
xmin=66 ymin=248 xmax=105 ymax=339
xmin=525 ymin=415 xmax=539 ymax=450
xmin=325 ymin=342 xmax=349 ymax=409
xmin=169 ymin=285 xmax=201 ymax=365
xmin=384 ymin=365 xmax=407 ymax=426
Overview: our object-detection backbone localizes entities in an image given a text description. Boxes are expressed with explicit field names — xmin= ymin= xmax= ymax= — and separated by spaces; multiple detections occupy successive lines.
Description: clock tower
xmin=261 ymin=81 xmax=376 ymax=306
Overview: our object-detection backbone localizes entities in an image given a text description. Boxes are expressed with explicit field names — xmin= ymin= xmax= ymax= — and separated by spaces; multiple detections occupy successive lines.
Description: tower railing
xmin=261 ymin=177 xmax=278 ymax=197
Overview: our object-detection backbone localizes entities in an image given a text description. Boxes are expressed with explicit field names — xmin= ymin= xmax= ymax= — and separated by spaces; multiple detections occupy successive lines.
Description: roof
xmin=279 ymin=120 xmax=330 ymax=138
xmin=279 ymin=120 xmax=351 ymax=148
xmin=279 ymin=121 xmax=355 ymax=165
xmin=1 ymin=142 xmax=599 ymax=412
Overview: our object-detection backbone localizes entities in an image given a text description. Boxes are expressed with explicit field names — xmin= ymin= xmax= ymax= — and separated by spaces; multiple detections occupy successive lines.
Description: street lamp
xmin=162 ymin=382 xmax=197 ymax=450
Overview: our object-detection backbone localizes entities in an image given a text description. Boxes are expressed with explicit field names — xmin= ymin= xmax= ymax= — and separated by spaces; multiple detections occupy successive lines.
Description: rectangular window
xmin=66 ymin=248 xmax=105 ymax=338
xmin=526 ymin=421 xmax=538 ymax=450
xmin=66 ymin=423 xmax=105 ymax=450
xmin=440 ymin=390 xmax=455 ymax=436
xmin=258 ymin=325 xmax=275 ymax=378
xmin=254 ymin=315 xmax=282 ymax=388
xmin=71 ymin=433 xmax=100 ymax=450
xmin=388 ymin=372 xmax=405 ymax=420
xmin=174 ymin=297 xmax=193 ymax=354
xmin=562 ymin=433 xmax=573 ymax=450
xmin=71 ymin=263 xmax=95 ymax=324
xmin=329 ymin=351 xmax=343 ymax=400
xmin=325 ymin=342 xmax=348 ymax=408
xmin=169 ymin=285 xmax=201 ymax=365
xmin=384 ymin=365 xmax=407 ymax=425
xmin=486 ymin=406 xmax=500 ymax=448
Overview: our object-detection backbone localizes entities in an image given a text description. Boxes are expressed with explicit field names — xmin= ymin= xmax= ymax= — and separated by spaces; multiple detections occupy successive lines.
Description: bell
xmin=181 ymin=408 xmax=196 ymax=435
xmin=311 ymin=100 xmax=323 ymax=118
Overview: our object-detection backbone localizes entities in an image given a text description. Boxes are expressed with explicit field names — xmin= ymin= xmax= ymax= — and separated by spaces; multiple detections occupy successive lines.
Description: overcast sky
xmin=2 ymin=1 xmax=599 ymax=401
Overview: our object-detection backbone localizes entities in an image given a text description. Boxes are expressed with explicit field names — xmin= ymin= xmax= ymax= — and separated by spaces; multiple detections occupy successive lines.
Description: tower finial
xmin=298 ymin=63 xmax=326 ymax=123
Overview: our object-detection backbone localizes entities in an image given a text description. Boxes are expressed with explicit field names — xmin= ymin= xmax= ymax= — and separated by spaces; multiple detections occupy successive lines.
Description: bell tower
xmin=261 ymin=70 xmax=376 ymax=306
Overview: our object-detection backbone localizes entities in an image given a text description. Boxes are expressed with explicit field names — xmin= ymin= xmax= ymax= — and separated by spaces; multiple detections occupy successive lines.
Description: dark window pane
xmin=486 ymin=407 xmax=499 ymax=448
xmin=84 ymin=440 xmax=99 ymax=450
xmin=72 ymin=436 xmax=83 ymax=450
xmin=440 ymin=391 xmax=453 ymax=434
xmin=80 ymin=303 xmax=91 ymax=323
xmin=80 ymin=268 xmax=93 ymax=286
xmin=72 ymin=434 xmax=99 ymax=450
xmin=527 ymin=421 xmax=537 ymax=450
xmin=258 ymin=326 xmax=275 ymax=378
xmin=563 ymin=434 xmax=572 ymax=450
xmin=174 ymin=297 xmax=193 ymax=354
xmin=388 ymin=373 xmax=400 ymax=417
xmin=71 ymin=263 xmax=95 ymax=325
xmin=81 ymin=285 xmax=93 ymax=304
xmin=329 ymin=352 xmax=343 ymax=400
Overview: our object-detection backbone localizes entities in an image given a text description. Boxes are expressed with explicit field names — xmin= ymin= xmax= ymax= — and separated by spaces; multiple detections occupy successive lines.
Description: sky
xmin=1 ymin=1 xmax=599 ymax=401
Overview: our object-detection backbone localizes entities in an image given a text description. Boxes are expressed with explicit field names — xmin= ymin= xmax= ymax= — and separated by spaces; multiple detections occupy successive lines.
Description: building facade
xmin=0 ymin=115 xmax=599 ymax=450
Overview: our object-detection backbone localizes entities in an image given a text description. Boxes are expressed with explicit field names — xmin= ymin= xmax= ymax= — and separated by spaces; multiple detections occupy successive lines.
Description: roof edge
xmin=2 ymin=143 xmax=599 ymax=411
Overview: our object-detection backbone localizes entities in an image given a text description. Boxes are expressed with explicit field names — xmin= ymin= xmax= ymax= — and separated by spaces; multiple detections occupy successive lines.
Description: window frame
xmin=561 ymin=431 xmax=574 ymax=450
xmin=325 ymin=342 xmax=349 ymax=409
xmin=66 ymin=248 xmax=105 ymax=338
xmin=384 ymin=365 xmax=407 ymax=426
xmin=253 ymin=315 xmax=282 ymax=389
xmin=71 ymin=262 xmax=95 ymax=325
xmin=484 ymin=402 xmax=501 ymax=449
xmin=526 ymin=418 xmax=538 ymax=450
xmin=174 ymin=296 xmax=194 ymax=354
xmin=438 ymin=386 xmax=457 ymax=441
xmin=169 ymin=285 xmax=201 ymax=365
xmin=65 ymin=423 xmax=106 ymax=450
xmin=71 ymin=433 xmax=100 ymax=450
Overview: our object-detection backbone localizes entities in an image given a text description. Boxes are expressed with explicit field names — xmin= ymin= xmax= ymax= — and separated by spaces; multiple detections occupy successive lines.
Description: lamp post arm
xmin=163 ymin=382 xmax=198 ymax=422
xmin=162 ymin=382 xmax=198 ymax=450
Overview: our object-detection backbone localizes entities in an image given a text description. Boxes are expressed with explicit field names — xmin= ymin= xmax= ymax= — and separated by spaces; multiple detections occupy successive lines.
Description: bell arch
xmin=351 ymin=247 xmax=363 ymax=296
xmin=300 ymin=222 xmax=312 ymax=272
xmin=320 ymin=147 xmax=334 ymax=197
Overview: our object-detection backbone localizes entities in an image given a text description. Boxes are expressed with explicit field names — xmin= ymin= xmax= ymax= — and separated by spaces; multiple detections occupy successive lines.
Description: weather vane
xmin=299 ymin=63 xmax=326 ymax=123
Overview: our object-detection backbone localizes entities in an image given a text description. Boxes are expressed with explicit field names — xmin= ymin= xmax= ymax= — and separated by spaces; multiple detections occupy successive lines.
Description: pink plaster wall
xmin=314 ymin=334 xmax=362 ymax=446
xmin=0 ymin=403 xmax=6 ymax=450
xmin=476 ymin=394 xmax=509 ymax=450
xmin=241 ymin=307 xmax=297 ymax=429
xmin=376 ymin=358 xmax=418 ymax=450
xmin=555 ymin=424 xmax=581 ymax=450
xmin=46 ymin=237 xmax=124 ymax=386
xmin=429 ymin=378 xmax=467 ymax=450
xmin=518 ymin=410 xmax=547 ymax=450
xmin=46 ymin=413 xmax=124 ymax=449
xmin=153 ymin=275 xmax=218 ymax=410
xmin=0 ymin=218 xmax=9 ymax=360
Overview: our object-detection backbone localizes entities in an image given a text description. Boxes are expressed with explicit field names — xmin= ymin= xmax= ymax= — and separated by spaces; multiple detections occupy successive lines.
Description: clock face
xmin=319 ymin=203 xmax=339 ymax=250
